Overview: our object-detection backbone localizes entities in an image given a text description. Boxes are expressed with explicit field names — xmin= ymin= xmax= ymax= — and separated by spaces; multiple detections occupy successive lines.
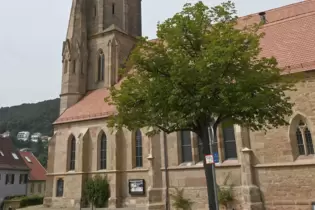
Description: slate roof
xmin=0 ymin=137 xmax=29 ymax=171
xmin=54 ymin=0 xmax=315 ymax=125
xmin=19 ymin=151 xmax=47 ymax=181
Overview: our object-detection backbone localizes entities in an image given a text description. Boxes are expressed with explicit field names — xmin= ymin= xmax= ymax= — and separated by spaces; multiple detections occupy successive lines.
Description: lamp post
xmin=163 ymin=131 xmax=170 ymax=210
xmin=208 ymin=125 xmax=219 ymax=210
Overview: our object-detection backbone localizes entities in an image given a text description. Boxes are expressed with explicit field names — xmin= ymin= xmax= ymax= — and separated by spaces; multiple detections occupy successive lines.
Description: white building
xmin=17 ymin=131 xmax=30 ymax=141
xmin=0 ymin=131 xmax=10 ymax=138
xmin=30 ymin=133 xmax=42 ymax=142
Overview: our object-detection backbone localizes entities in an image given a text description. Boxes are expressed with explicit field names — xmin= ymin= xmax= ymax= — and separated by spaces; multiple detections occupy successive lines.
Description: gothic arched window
xmin=68 ymin=136 xmax=76 ymax=171
xmin=296 ymin=120 xmax=314 ymax=156
xmin=222 ymin=123 xmax=237 ymax=160
xmin=135 ymin=129 xmax=143 ymax=168
xmin=180 ymin=131 xmax=192 ymax=163
xmin=99 ymin=132 xmax=107 ymax=170
xmin=97 ymin=50 xmax=105 ymax=81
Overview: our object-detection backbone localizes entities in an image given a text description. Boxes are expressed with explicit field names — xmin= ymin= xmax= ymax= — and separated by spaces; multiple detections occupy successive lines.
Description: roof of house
xmin=19 ymin=151 xmax=47 ymax=181
xmin=0 ymin=137 xmax=29 ymax=170
xmin=54 ymin=0 xmax=315 ymax=125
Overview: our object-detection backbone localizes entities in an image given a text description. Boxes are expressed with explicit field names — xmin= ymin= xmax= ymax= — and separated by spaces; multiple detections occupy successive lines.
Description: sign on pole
xmin=205 ymin=154 xmax=214 ymax=164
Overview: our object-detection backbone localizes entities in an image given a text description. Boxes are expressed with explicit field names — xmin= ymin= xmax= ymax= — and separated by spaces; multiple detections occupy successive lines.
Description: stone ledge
xmin=161 ymin=162 xmax=241 ymax=171
xmin=47 ymin=169 xmax=149 ymax=176
xmin=254 ymin=159 xmax=315 ymax=168
xmin=265 ymin=200 xmax=313 ymax=205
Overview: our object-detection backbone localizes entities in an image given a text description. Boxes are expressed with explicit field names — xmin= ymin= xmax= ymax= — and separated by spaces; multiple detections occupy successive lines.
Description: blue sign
xmin=213 ymin=152 xmax=219 ymax=163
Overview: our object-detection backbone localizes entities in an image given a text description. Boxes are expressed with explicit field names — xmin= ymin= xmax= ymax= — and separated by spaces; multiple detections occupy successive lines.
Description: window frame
xmin=222 ymin=124 xmax=238 ymax=160
xmin=97 ymin=51 xmax=105 ymax=82
xmin=56 ymin=178 xmax=64 ymax=197
xmin=69 ymin=137 xmax=76 ymax=171
xmin=180 ymin=130 xmax=193 ymax=163
xmin=295 ymin=120 xmax=315 ymax=156
xmin=135 ymin=129 xmax=143 ymax=168
xmin=99 ymin=132 xmax=107 ymax=170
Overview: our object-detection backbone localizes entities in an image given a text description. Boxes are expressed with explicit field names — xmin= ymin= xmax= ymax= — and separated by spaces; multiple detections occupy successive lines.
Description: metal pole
xmin=163 ymin=131 xmax=170 ymax=210
xmin=208 ymin=126 xmax=219 ymax=210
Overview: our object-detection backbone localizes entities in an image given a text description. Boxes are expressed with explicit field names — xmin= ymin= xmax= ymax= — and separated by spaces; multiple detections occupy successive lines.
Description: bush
xmin=170 ymin=188 xmax=194 ymax=210
xmin=84 ymin=175 xmax=110 ymax=208
xmin=19 ymin=195 xmax=44 ymax=208
xmin=218 ymin=173 xmax=234 ymax=209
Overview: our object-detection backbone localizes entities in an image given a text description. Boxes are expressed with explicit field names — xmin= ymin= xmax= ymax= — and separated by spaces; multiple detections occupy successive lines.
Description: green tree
xmin=107 ymin=1 xmax=296 ymax=209
xmin=84 ymin=175 xmax=110 ymax=208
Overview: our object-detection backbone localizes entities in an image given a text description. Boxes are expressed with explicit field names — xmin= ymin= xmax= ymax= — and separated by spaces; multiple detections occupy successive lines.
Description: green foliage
xmin=217 ymin=173 xmax=234 ymax=208
xmin=0 ymin=98 xmax=59 ymax=136
xmin=84 ymin=175 xmax=110 ymax=208
xmin=0 ymin=98 xmax=59 ymax=168
xmin=19 ymin=195 xmax=44 ymax=208
xmin=107 ymin=1 xmax=296 ymax=136
xmin=170 ymin=188 xmax=194 ymax=210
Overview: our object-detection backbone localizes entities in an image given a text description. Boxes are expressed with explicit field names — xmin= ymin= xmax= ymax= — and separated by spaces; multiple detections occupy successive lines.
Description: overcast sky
xmin=0 ymin=0 xmax=302 ymax=107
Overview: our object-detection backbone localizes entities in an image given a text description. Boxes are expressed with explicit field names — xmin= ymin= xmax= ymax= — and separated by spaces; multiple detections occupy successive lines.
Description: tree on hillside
xmin=106 ymin=1 xmax=296 ymax=209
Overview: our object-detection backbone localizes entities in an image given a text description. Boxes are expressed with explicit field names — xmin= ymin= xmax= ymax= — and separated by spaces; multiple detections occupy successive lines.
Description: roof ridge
xmin=261 ymin=10 xmax=315 ymax=28
xmin=238 ymin=0 xmax=315 ymax=27
xmin=240 ymin=0 xmax=312 ymax=20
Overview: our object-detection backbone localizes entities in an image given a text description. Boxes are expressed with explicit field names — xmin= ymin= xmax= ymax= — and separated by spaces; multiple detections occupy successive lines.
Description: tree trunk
xmin=199 ymin=124 xmax=218 ymax=210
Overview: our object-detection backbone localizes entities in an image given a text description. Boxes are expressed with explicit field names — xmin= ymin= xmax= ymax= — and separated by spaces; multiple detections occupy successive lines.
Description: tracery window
xmin=135 ymin=129 xmax=143 ymax=168
xmin=180 ymin=131 xmax=192 ymax=163
xmin=296 ymin=120 xmax=314 ymax=156
xmin=99 ymin=132 xmax=107 ymax=170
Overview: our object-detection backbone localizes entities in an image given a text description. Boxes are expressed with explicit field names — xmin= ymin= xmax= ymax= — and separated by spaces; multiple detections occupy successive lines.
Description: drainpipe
xmin=163 ymin=132 xmax=170 ymax=210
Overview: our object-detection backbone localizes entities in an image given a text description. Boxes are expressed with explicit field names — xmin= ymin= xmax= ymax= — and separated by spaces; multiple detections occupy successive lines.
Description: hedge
xmin=19 ymin=195 xmax=44 ymax=208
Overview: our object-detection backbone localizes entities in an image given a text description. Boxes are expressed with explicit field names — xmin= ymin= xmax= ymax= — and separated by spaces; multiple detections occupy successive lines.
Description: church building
xmin=44 ymin=0 xmax=315 ymax=210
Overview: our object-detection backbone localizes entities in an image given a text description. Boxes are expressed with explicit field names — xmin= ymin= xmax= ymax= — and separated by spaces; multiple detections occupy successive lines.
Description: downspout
xmin=163 ymin=132 xmax=170 ymax=210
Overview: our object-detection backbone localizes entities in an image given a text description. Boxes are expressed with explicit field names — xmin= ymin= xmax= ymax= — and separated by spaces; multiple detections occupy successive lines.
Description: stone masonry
xmin=45 ymin=0 xmax=315 ymax=210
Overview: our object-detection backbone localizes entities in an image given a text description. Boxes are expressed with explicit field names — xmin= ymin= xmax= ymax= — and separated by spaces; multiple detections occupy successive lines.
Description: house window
xmin=99 ymin=132 xmax=107 ymax=170
xmin=69 ymin=136 xmax=76 ymax=171
xmin=296 ymin=120 xmax=314 ymax=156
xmin=5 ymin=174 xmax=9 ymax=184
xmin=56 ymin=178 xmax=64 ymax=197
xmin=24 ymin=174 xmax=28 ymax=184
xmin=38 ymin=183 xmax=42 ymax=193
xmin=19 ymin=174 xmax=23 ymax=184
xmin=180 ymin=131 xmax=192 ymax=163
xmin=135 ymin=129 xmax=143 ymax=168
xmin=30 ymin=183 xmax=34 ymax=193
xmin=12 ymin=153 xmax=19 ymax=160
xmin=11 ymin=174 xmax=14 ymax=184
xmin=222 ymin=123 xmax=237 ymax=160
xmin=97 ymin=50 xmax=105 ymax=81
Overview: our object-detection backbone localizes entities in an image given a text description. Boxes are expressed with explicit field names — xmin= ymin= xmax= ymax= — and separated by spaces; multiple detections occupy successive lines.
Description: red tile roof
xmin=0 ymin=137 xmax=29 ymax=170
xmin=54 ymin=88 xmax=117 ymax=124
xmin=19 ymin=151 xmax=47 ymax=181
xmin=55 ymin=0 xmax=315 ymax=125
xmin=238 ymin=0 xmax=315 ymax=73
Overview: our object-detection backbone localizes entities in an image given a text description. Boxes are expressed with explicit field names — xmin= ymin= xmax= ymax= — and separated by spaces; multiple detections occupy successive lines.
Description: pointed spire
xmin=66 ymin=0 xmax=86 ymax=40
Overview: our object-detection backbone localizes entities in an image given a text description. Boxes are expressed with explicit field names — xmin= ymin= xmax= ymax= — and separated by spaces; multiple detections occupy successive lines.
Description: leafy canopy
xmin=107 ymin=1 xmax=296 ymax=134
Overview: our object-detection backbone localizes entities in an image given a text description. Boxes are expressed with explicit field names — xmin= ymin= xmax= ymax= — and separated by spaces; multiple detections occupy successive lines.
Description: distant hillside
xmin=0 ymin=98 xmax=60 ymax=137
xmin=0 ymin=98 xmax=60 ymax=168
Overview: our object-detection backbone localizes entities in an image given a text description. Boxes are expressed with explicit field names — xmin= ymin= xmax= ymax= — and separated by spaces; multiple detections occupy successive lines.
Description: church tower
xmin=60 ymin=0 xmax=142 ymax=114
